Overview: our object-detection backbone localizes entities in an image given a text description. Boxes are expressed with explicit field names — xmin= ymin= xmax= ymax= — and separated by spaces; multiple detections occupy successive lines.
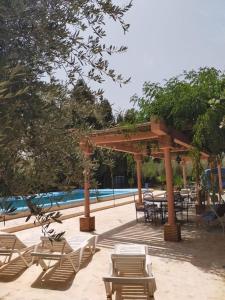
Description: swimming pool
xmin=1 ymin=189 xmax=138 ymax=212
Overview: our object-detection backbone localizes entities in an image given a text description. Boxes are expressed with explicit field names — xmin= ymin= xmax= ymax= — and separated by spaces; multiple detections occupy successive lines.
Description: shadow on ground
xmin=31 ymin=248 xmax=100 ymax=291
xmin=0 ymin=247 xmax=100 ymax=291
xmin=98 ymin=218 xmax=225 ymax=278
xmin=0 ymin=252 xmax=32 ymax=282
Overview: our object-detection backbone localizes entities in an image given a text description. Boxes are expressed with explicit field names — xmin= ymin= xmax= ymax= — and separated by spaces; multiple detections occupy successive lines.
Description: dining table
xmin=144 ymin=193 xmax=167 ymax=223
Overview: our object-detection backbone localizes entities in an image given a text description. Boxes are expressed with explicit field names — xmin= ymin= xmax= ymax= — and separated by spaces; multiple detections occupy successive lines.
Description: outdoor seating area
xmin=0 ymin=232 xmax=98 ymax=284
xmin=2 ymin=2 xmax=225 ymax=299
xmin=136 ymin=189 xmax=192 ymax=224
xmin=0 ymin=201 xmax=224 ymax=300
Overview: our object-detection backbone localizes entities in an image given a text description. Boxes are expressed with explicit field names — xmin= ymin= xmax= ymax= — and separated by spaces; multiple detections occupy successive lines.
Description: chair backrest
xmin=180 ymin=189 xmax=190 ymax=195
xmin=143 ymin=191 xmax=154 ymax=201
xmin=174 ymin=191 xmax=183 ymax=202
xmin=111 ymin=254 xmax=147 ymax=276
xmin=135 ymin=202 xmax=145 ymax=212
xmin=40 ymin=237 xmax=72 ymax=254
xmin=0 ymin=234 xmax=26 ymax=250
xmin=213 ymin=204 xmax=225 ymax=217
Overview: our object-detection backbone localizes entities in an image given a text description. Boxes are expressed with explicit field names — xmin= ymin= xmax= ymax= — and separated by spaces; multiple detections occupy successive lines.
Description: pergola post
xmin=79 ymin=143 xmax=95 ymax=232
xmin=209 ymin=160 xmax=215 ymax=204
xmin=163 ymin=147 xmax=181 ymax=242
xmin=84 ymin=160 xmax=90 ymax=218
xmin=134 ymin=154 xmax=143 ymax=204
xmin=217 ymin=158 xmax=223 ymax=203
xmin=181 ymin=159 xmax=187 ymax=188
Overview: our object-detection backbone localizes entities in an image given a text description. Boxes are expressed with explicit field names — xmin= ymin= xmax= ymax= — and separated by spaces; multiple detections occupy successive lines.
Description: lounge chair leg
xmin=67 ymin=256 xmax=77 ymax=273
xmin=39 ymin=259 xmax=48 ymax=271
xmin=16 ymin=250 xmax=31 ymax=267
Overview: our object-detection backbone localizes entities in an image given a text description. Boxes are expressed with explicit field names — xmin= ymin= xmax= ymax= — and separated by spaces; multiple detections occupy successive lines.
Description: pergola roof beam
xmin=97 ymin=143 xmax=141 ymax=154
xmin=89 ymin=131 xmax=158 ymax=145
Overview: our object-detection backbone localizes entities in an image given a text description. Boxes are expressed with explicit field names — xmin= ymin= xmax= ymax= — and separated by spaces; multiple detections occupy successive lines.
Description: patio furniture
xmin=135 ymin=202 xmax=145 ymax=222
xmin=144 ymin=194 xmax=167 ymax=224
xmin=112 ymin=243 xmax=153 ymax=277
xmin=143 ymin=191 xmax=154 ymax=202
xmin=103 ymin=243 xmax=156 ymax=299
xmin=174 ymin=191 xmax=184 ymax=217
xmin=103 ymin=276 xmax=156 ymax=300
xmin=31 ymin=234 xmax=97 ymax=272
xmin=0 ymin=233 xmax=36 ymax=267
xmin=196 ymin=204 xmax=225 ymax=232
xmin=114 ymin=243 xmax=148 ymax=255
xmin=173 ymin=191 xmax=190 ymax=222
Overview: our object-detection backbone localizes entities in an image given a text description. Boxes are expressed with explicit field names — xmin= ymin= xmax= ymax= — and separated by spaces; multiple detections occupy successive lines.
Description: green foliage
xmin=128 ymin=177 xmax=134 ymax=188
xmin=173 ymin=175 xmax=183 ymax=189
xmin=133 ymin=68 xmax=225 ymax=131
xmin=133 ymin=68 xmax=225 ymax=158
xmin=0 ymin=66 xmax=84 ymax=197
xmin=1 ymin=0 xmax=132 ymax=85
xmin=0 ymin=0 xmax=132 ymax=237
xmin=142 ymin=160 xmax=158 ymax=179
xmin=193 ymin=99 xmax=225 ymax=154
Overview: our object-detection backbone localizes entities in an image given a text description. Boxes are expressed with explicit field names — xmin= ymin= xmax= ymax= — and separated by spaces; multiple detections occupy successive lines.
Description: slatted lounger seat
xmin=103 ymin=244 xmax=156 ymax=299
xmin=31 ymin=235 xmax=97 ymax=273
xmin=0 ymin=233 xmax=36 ymax=267
xmin=103 ymin=276 xmax=156 ymax=300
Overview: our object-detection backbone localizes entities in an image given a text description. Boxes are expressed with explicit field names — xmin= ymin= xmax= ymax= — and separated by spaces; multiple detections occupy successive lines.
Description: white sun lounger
xmin=31 ymin=235 xmax=97 ymax=273
xmin=103 ymin=244 xmax=156 ymax=299
xmin=103 ymin=276 xmax=156 ymax=300
xmin=0 ymin=233 xmax=36 ymax=267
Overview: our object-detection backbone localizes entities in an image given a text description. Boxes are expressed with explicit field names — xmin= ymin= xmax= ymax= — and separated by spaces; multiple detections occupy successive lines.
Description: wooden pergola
xmin=78 ymin=118 xmax=209 ymax=242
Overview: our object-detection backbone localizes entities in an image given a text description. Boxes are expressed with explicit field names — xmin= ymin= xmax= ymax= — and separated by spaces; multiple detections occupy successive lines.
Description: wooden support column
xmin=84 ymin=159 xmax=90 ymax=218
xmin=217 ymin=159 xmax=223 ymax=203
xmin=163 ymin=147 xmax=181 ymax=242
xmin=164 ymin=147 xmax=175 ymax=225
xmin=134 ymin=154 xmax=143 ymax=204
xmin=79 ymin=143 xmax=95 ymax=232
xmin=209 ymin=159 xmax=216 ymax=204
xmin=181 ymin=159 xmax=187 ymax=188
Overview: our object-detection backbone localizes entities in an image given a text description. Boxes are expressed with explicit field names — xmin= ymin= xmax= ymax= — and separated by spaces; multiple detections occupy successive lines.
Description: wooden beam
xmin=173 ymin=138 xmax=209 ymax=158
xmin=134 ymin=154 xmax=143 ymax=204
xmin=163 ymin=147 xmax=175 ymax=225
xmin=89 ymin=131 xmax=158 ymax=145
xmin=152 ymin=148 xmax=188 ymax=156
xmin=97 ymin=143 xmax=141 ymax=154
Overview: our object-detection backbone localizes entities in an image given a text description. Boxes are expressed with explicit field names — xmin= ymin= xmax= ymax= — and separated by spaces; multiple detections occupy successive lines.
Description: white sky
xmin=91 ymin=0 xmax=225 ymax=113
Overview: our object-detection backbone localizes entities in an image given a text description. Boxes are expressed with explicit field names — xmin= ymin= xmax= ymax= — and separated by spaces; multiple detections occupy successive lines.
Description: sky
xmin=91 ymin=0 xmax=225 ymax=113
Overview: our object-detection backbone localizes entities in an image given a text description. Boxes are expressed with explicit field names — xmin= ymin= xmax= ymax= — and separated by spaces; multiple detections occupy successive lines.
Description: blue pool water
xmin=1 ymin=189 xmax=137 ymax=212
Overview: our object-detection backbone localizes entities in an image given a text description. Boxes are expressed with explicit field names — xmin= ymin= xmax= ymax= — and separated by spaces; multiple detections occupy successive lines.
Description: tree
xmin=1 ymin=1 xmax=133 ymax=236
xmin=97 ymin=98 xmax=114 ymax=127
xmin=0 ymin=66 xmax=85 ymax=237
xmin=132 ymin=68 xmax=225 ymax=131
xmin=0 ymin=0 xmax=132 ymax=204
xmin=133 ymin=67 xmax=225 ymax=204
xmin=1 ymin=0 xmax=132 ymax=85
xmin=133 ymin=68 xmax=225 ymax=155
xmin=70 ymin=79 xmax=99 ymax=129
xmin=69 ymin=80 xmax=114 ymax=129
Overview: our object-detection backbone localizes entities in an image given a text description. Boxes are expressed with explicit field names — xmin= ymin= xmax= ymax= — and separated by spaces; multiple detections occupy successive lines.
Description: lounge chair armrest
xmin=146 ymin=254 xmax=153 ymax=275
xmin=103 ymin=275 xmax=155 ymax=284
